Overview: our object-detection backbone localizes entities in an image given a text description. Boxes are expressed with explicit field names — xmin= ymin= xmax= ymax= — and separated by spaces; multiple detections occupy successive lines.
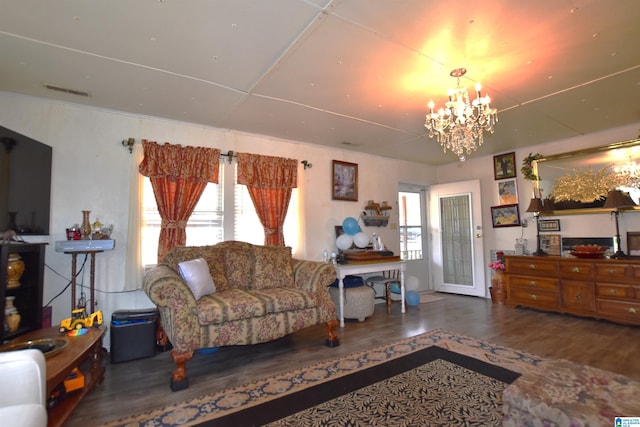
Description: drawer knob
xmin=572 ymin=267 xmax=581 ymax=273
xmin=609 ymin=289 xmax=616 ymax=295
xmin=529 ymin=294 xmax=537 ymax=300
xmin=628 ymin=307 xmax=638 ymax=314
xmin=528 ymin=264 xmax=536 ymax=270
xmin=575 ymin=292 xmax=582 ymax=300
xmin=528 ymin=281 xmax=536 ymax=287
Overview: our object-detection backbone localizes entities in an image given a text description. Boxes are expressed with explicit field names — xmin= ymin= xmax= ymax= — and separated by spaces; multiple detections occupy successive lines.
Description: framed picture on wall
xmin=493 ymin=152 xmax=516 ymax=180
xmin=538 ymin=219 xmax=561 ymax=232
xmin=497 ymin=179 xmax=518 ymax=205
xmin=332 ymin=160 xmax=358 ymax=201
xmin=490 ymin=204 xmax=521 ymax=228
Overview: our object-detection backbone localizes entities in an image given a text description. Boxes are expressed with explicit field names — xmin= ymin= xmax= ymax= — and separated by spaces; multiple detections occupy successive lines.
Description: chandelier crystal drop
xmin=424 ymin=68 xmax=498 ymax=161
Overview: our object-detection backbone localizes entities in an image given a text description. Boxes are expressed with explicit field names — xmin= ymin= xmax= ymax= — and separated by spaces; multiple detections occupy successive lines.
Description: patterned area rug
xmin=100 ymin=329 xmax=546 ymax=427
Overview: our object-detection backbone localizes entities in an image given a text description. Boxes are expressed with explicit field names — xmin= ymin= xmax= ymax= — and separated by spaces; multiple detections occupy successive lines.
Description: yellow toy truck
xmin=59 ymin=308 xmax=103 ymax=333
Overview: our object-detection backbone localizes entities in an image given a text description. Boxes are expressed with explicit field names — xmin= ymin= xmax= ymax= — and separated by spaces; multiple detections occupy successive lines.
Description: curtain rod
xmin=121 ymin=138 xmax=312 ymax=169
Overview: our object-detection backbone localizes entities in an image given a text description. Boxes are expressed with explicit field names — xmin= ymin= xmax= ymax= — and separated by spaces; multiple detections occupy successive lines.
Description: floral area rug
xmin=100 ymin=329 xmax=547 ymax=427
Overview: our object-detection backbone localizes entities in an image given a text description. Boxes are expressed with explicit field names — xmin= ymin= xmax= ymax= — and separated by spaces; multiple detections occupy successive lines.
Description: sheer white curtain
xmin=124 ymin=143 xmax=144 ymax=291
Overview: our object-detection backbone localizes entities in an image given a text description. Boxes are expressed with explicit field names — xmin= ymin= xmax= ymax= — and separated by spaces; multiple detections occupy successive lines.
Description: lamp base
xmin=611 ymin=250 xmax=626 ymax=259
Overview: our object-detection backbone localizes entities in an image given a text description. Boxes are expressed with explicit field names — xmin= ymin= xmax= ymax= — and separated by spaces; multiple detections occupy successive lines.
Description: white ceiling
xmin=1 ymin=0 xmax=639 ymax=165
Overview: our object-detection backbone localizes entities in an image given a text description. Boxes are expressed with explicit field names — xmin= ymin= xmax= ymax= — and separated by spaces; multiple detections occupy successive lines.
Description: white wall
xmin=0 ymin=91 xmax=435 ymax=347
xmin=436 ymin=123 xmax=640 ymax=293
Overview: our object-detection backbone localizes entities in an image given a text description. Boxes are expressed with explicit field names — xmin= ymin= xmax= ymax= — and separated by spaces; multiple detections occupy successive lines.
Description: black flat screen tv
xmin=0 ymin=125 xmax=52 ymax=235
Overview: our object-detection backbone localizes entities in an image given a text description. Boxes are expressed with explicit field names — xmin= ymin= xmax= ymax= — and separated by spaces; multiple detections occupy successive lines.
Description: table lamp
xmin=603 ymin=189 xmax=635 ymax=259
xmin=526 ymin=198 xmax=546 ymax=256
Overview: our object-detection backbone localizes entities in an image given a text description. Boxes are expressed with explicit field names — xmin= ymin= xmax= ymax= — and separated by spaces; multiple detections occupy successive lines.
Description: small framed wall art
xmin=490 ymin=204 xmax=522 ymax=228
xmin=493 ymin=152 xmax=516 ymax=180
xmin=497 ymin=178 xmax=518 ymax=205
xmin=332 ymin=160 xmax=358 ymax=201
xmin=538 ymin=219 xmax=561 ymax=232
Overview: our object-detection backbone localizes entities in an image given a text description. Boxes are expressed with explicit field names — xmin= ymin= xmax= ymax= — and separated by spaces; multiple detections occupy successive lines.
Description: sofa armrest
xmin=143 ymin=265 xmax=201 ymax=352
xmin=292 ymin=260 xmax=337 ymax=319
xmin=292 ymin=259 xmax=336 ymax=293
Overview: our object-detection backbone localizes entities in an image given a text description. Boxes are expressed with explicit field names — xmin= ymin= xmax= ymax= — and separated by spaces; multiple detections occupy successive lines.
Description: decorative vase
xmin=6 ymin=311 xmax=20 ymax=332
xmin=4 ymin=296 xmax=20 ymax=332
xmin=490 ymin=270 xmax=507 ymax=304
xmin=7 ymin=253 xmax=25 ymax=289
xmin=81 ymin=210 xmax=92 ymax=240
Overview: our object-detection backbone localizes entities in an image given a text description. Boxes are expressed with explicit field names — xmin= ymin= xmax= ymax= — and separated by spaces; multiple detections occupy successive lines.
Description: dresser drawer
xmin=561 ymin=281 xmax=595 ymax=312
xmin=507 ymin=259 xmax=558 ymax=276
xmin=596 ymin=283 xmax=631 ymax=299
xmin=509 ymin=288 xmax=560 ymax=310
xmin=596 ymin=298 xmax=640 ymax=323
xmin=509 ymin=276 xmax=559 ymax=292
xmin=559 ymin=262 xmax=593 ymax=280
xmin=595 ymin=264 xmax=630 ymax=280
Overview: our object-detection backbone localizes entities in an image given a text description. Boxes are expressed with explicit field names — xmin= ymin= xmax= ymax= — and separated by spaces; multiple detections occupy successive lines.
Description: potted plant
xmin=488 ymin=252 xmax=507 ymax=304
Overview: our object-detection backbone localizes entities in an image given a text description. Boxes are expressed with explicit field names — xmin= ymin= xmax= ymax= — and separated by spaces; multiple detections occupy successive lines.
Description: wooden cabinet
xmin=505 ymin=255 xmax=640 ymax=326
xmin=1 ymin=243 xmax=46 ymax=342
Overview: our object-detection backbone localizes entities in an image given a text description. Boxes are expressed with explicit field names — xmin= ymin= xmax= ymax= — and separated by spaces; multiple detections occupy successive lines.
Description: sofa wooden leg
xmin=325 ymin=319 xmax=340 ymax=347
xmin=170 ymin=350 xmax=193 ymax=391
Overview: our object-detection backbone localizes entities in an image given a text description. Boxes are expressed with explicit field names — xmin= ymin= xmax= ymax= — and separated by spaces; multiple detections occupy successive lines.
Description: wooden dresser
xmin=505 ymin=255 xmax=640 ymax=326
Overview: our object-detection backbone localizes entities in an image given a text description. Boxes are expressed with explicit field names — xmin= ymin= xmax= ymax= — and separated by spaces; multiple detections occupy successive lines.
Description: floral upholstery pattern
xmin=503 ymin=358 xmax=640 ymax=426
xmin=143 ymin=241 xmax=337 ymax=355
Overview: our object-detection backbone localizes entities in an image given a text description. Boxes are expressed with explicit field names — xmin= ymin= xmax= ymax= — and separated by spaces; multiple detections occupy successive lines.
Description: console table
xmin=505 ymin=255 xmax=640 ymax=326
xmin=334 ymin=260 xmax=406 ymax=327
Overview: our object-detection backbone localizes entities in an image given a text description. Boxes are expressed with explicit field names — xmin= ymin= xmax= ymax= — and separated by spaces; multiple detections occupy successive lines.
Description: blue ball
xmin=406 ymin=290 xmax=420 ymax=306
xmin=342 ymin=217 xmax=360 ymax=235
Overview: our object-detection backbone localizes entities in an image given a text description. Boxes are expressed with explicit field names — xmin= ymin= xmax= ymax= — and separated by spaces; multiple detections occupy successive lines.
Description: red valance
xmin=139 ymin=140 xmax=220 ymax=183
xmin=237 ymin=153 xmax=298 ymax=189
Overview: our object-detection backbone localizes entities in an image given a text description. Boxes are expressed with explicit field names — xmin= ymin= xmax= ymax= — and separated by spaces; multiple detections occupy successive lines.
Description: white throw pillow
xmin=178 ymin=258 xmax=216 ymax=300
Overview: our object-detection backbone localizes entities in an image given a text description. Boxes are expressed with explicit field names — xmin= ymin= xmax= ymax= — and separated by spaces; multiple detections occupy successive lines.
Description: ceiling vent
xmin=44 ymin=83 xmax=90 ymax=97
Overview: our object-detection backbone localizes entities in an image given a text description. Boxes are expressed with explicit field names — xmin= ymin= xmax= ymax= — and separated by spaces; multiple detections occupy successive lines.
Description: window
xmin=398 ymin=191 xmax=423 ymax=260
xmin=141 ymin=163 xmax=299 ymax=266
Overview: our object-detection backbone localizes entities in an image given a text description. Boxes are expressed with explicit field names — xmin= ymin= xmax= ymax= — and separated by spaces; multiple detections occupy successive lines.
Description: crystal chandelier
xmin=425 ymin=68 xmax=498 ymax=161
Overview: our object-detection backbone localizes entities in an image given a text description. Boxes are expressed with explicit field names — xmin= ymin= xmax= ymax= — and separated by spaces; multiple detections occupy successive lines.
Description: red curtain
xmin=139 ymin=140 xmax=220 ymax=261
xmin=237 ymin=153 xmax=298 ymax=246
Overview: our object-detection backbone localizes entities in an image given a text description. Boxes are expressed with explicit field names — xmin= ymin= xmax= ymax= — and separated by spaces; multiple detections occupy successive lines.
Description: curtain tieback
xmin=161 ymin=219 xmax=188 ymax=229
xmin=265 ymin=228 xmax=278 ymax=235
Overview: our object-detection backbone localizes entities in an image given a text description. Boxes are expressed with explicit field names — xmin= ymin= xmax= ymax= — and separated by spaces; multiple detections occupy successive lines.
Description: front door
xmin=429 ymin=179 xmax=485 ymax=296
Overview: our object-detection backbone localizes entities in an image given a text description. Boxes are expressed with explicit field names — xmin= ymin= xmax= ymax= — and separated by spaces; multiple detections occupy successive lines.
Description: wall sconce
xmin=301 ymin=160 xmax=312 ymax=170
xmin=121 ymin=138 xmax=135 ymax=153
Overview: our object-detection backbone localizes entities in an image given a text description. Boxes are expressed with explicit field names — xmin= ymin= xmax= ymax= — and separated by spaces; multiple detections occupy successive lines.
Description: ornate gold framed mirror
xmin=533 ymin=137 xmax=640 ymax=215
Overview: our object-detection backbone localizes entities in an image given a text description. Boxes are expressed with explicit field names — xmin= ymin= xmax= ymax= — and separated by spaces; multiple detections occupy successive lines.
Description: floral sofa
xmin=143 ymin=241 xmax=339 ymax=391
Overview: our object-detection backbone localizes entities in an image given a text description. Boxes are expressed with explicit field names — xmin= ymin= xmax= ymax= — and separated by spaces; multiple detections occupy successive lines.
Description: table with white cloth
xmin=333 ymin=260 xmax=406 ymax=327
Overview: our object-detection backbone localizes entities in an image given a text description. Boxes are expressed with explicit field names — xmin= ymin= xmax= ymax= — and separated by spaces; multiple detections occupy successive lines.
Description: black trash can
xmin=110 ymin=309 xmax=159 ymax=363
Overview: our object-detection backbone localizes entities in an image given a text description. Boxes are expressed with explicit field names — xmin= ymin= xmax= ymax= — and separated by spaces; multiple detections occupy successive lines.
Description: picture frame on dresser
xmin=627 ymin=232 xmax=640 ymax=257
xmin=539 ymin=234 xmax=561 ymax=256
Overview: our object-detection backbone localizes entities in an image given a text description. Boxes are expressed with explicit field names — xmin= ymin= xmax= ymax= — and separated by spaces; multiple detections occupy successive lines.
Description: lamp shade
xmin=603 ymin=190 xmax=635 ymax=209
xmin=525 ymin=198 xmax=544 ymax=213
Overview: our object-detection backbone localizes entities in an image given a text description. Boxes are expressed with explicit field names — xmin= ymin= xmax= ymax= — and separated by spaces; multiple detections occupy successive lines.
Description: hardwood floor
xmin=66 ymin=293 xmax=640 ymax=426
